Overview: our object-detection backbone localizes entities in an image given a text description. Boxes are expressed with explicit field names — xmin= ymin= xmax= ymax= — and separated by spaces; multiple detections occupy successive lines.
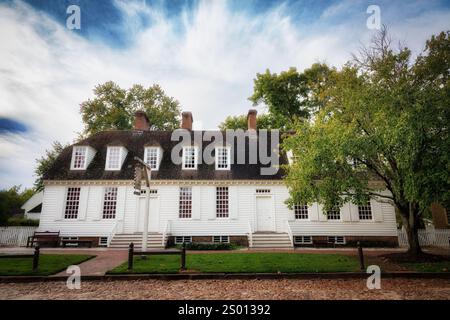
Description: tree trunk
xmin=400 ymin=203 xmax=423 ymax=259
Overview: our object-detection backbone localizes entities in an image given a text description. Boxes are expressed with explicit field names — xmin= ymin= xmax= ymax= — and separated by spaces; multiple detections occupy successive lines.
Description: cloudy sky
xmin=0 ymin=0 xmax=449 ymax=190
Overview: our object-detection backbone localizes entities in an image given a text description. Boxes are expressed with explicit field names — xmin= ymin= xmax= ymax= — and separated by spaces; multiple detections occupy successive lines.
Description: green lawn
xmin=0 ymin=254 xmax=94 ymax=276
xmin=109 ymin=253 xmax=360 ymax=274
xmin=403 ymin=261 xmax=450 ymax=273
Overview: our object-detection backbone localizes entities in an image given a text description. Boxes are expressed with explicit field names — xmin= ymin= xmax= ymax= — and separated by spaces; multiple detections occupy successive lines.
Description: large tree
xmin=219 ymin=113 xmax=282 ymax=130
xmin=0 ymin=186 xmax=33 ymax=225
xmin=34 ymin=141 xmax=68 ymax=191
xmin=80 ymin=81 xmax=181 ymax=136
xmin=283 ymin=29 xmax=450 ymax=258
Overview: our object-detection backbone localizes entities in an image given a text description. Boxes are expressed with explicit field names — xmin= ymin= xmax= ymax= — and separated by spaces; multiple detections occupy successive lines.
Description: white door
xmin=137 ymin=197 xmax=159 ymax=233
xmin=256 ymin=196 xmax=275 ymax=231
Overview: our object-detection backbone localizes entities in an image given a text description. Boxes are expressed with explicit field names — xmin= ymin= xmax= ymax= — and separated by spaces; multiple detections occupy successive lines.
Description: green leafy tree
xmin=80 ymin=81 xmax=181 ymax=136
xmin=249 ymin=63 xmax=332 ymax=126
xmin=218 ymin=113 xmax=282 ymax=130
xmin=283 ymin=29 xmax=450 ymax=258
xmin=34 ymin=141 xmax=68 ymax=191
xmin=0 ymin=186 xmax=33 ymax=225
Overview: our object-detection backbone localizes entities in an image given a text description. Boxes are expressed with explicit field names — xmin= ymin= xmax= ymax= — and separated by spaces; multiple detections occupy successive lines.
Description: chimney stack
xmin=181 ymin=111 xmax=193 ymax=130
xmin=134 ymin=111 xmax=150 ymax=130
xmin=247 ymin=109 xmax=257 ymax=131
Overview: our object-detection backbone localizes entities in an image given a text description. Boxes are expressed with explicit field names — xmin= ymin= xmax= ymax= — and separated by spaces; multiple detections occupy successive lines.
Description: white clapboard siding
xmin=0 ymin=226 xmax=38 ymax=247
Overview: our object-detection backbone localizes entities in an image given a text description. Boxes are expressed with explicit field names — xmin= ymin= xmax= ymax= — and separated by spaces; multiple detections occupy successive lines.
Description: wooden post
xmin=32 ymin=245 xmax=40 ymax=272
xmin=357 ymin=241 xmax=365 ymax=271
xmin=128 ymin=242 xmax=134 ymax=270
xmin=181 ymin=242 xmax=186 ymax=271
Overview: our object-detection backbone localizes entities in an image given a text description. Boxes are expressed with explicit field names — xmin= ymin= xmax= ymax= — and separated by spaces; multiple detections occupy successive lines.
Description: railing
xmin=286 ymin=221 xmax=294 ymax=247
xmin=0 ymin=226 xmax=38 ymax=247
xmin=162 ymin=220 xmax=171 ymax=247
xmin=107 ymin=222 xmax=120 ymax=247
xmin=247 ymin=220 xmax=253 ymax=248
xmin=398 ymin=228 xmax=450 ymax=248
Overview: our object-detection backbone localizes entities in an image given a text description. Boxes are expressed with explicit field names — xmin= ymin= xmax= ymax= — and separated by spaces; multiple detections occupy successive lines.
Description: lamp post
xmin=133 ymin=156 xmax=152 ymax=252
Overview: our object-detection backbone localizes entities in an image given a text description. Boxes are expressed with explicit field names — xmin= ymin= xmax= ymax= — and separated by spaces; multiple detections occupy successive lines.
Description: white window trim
xmin=105 ymin=146 xmax=124 ymax=171
xmin=70 ymin=146 xmax=88 ymax=170
xmin=215 ymin=146 xmax=231 ymax=170
xmin=101 ymin=186 xmax=118 ymax=220
xmin=212 ymin=236 xmax=230 ymax=243
xmin=294 ymin=236 xmax=312 ymax=244
xmin=182 ymin=146 xmax=198 ymax=170
xmin=144 ymin=147 xmax=161 ymax=171
xmin=175 ymin=236 xmax=192 ymax=244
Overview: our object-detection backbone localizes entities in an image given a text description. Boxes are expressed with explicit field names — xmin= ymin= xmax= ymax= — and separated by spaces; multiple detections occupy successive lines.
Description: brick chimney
xmin=181 ymin=111 xmax=193 ymax=130
xmin=134 ymin=111 xmax=150 ymax=130
xmin=247 ymin=109 xmax=257 ymax=131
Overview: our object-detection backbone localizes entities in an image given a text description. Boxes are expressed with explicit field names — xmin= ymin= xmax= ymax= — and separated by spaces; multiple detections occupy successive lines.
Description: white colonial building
xmin=38 ymin=110 xmax=398 ymax=248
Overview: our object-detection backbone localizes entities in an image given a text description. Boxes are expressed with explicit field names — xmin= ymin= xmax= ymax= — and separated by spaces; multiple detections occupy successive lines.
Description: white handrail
xmin=108 ymin=222 xmax=120 ymax=246
xmin=286 ymin=221 xmax=294 ymax=247
xmin=162 ymin=220 xmax=171 ymax=247
xmin=247 ymin=220 xmax=253 ymax=248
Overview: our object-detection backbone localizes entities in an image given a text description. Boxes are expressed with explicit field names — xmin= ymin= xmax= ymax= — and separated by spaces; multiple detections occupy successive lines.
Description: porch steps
xmin=109 ymin=233 xmax=165 ymax=249
xmin=250 ymin=232 xmax=293 ymax=249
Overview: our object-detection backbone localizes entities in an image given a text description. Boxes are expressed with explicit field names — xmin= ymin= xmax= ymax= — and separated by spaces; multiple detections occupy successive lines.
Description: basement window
xmin=213 ymin=236 xmax=230 ymax=243
xmin=61 ymin=237 xmax=79 ymax=247
xmin=328 ymin=236 xmax=346 ymax=245
xmin=294 ymin=236 xmax=312 ymax=244
xmin=175 ymin=236 xmax=192 ymax=244
xmin=98 ymin=237 xmax=108 ymax=247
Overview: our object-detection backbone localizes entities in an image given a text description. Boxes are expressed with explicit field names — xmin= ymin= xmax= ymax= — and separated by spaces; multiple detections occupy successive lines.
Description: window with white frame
xmin=102 ymin=187 xmax=118 ymax=219
xmin=182 ymin=146 xmax=197 ymax=169
xmin=256 ymin=189 xmax=271 ymax=194
xmin=358 ymin=200 xmax=373 ymax=220
xmin=326 ymin=207 xmax=341 ymax=220
xmin=175 ymin=236 xmax=192 ymax=244
xmin=328 ymin=236 xmax=345 ymax=244
xmin=98 ymin=237 xmax=108 ymax=247
xmin=144 ymin=147 xmax=160 ymax=170
xmin=216 ymin=187 xmax=229 ymax=218
xmin=294 ymin=203 xmax=308 ymax=220
xmin=215 ymin=147 xmax=230 ymax=170
xmin=106 ymin=146 xmax=122 ymax=170
xmin=64 ymin=187 xmax=80 ymax=219
xmin=179 ymin=187 xmax=192 ymax=218
xmin=294 ymin=236 xmax=312 ymax=244
xmin=71 ymin=146 xmax=87 ymax=169
xmin=213 ymin=236 xmax=230 ymax=243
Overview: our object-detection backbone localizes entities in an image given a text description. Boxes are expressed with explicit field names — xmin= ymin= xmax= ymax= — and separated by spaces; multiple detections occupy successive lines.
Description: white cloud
xmin=0 ymin=0 xmax=449 ymax=188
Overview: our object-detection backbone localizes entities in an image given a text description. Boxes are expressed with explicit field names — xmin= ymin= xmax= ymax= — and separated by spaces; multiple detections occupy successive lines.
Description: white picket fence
xmin=0 ymin=226 xmax=38 ymax=247
xmin=398 ymin=228 xmax=450 ymax=248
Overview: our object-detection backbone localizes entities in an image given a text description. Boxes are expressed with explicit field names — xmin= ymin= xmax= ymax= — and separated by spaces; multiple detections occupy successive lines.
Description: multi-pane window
xmin=175 ymin=236 xmax=192 ymax=244
xmin=256 ymin=189 xmax=271 ymax=194
xmin=294 ymin=236 xmax=312 ymax=244
xmin=179 ymin=187 xmax=192 ymax=218
xmin=358 ymin=201 xmax=373 ymax=220
xmin=72 ymin=147 xmax=87 ymax=169
xmin=106 ymin=147 xmax=121 ymax=170
xmin=98 ymin=237 xmax=108 ymax=247
xmin=213 ymin=236 xmax=230 ymax=243
xmin=182 ymin=146 xmax=197 ymax=169
xmin=102 ymin=187 xmax=118 ymax=219
xmin=328 ymin=236 xmax=345 ymax=244
xmin=216 ymin=187 xmax=229 ymax=218
xmin=215 ymin=147 xmax=230 ymax=170
xmin=144 ymin=147 xmax=159 ymax=170
xmin=64 ymin=187 xmax=80 ymax=219
xmin=326 ymin=207 xmax=341 ymax=220
xmin=294 ymin=203 xmax=308 ymax=220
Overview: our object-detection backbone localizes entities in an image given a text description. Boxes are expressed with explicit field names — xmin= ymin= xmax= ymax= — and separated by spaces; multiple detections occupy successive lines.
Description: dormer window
xmin=182 ymin=146 xmax=198 ymax=170
xmin=215 ymin=146 xmax=230 ymax=170
xmin=71 ymin=146 xmax=87 ymax=170
xmin=105 ymin=146 xmax=127 ymax=171
xmin=144 ymin=147 xmax=161 ymax=170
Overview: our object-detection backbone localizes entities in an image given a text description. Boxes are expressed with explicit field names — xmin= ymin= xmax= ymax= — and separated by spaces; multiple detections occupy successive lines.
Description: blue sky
xmin=0 ymin=0 xmax=449 ymax=189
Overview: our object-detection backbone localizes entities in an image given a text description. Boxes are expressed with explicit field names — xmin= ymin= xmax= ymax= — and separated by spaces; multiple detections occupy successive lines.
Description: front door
xmin=256 ymin=196 xmax=275 ymax=231
xmin=137 ymin=197 xmax=159 ymax=233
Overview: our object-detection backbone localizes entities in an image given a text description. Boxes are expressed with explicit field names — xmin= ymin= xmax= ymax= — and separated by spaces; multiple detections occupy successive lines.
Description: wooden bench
xmin=26 ymin=231 xmax=60 ymax=248
xmin=127 ymin=242 xmax=186 ymax=270
xmin=61 ymin=239 xmax=93 ymax=248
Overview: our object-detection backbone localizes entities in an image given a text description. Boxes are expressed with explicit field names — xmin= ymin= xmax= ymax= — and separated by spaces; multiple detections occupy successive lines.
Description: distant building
xmin=21 ymin=191 xmax=43 ymax=221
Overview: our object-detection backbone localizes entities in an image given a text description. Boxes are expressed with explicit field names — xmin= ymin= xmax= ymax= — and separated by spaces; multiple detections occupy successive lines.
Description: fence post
xmin=181 ymin=242 xmax=186 ymax=271
xmin=357 ymin=241 xmax=365 ymax=272
xmin=32 ymin=245 xmax=40 ymax=272
xmin=128 ymin=242 xmax=134 ymax=270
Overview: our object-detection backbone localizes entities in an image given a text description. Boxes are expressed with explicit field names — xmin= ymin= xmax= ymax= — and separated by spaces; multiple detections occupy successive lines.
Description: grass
xmin=403 ymin=261 xmax=450 ymax=273
xmin=0 ymin=254 xmax=94 ymax=276
xmin=109 ymin=253 xmax=360 ymax=274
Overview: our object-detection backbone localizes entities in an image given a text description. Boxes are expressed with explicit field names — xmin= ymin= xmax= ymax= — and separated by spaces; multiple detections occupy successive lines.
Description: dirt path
xmin=1 ymin=278 xmax=449 ymax=300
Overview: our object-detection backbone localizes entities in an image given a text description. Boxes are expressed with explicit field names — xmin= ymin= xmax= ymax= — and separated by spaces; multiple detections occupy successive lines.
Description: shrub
xmin=4 ymin=217 xmax=39 ymax=226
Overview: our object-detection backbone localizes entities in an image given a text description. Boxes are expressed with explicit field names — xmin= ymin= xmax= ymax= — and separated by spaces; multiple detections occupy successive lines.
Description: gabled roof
xmin=44 ymin=130 xmax=288 ymax=181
